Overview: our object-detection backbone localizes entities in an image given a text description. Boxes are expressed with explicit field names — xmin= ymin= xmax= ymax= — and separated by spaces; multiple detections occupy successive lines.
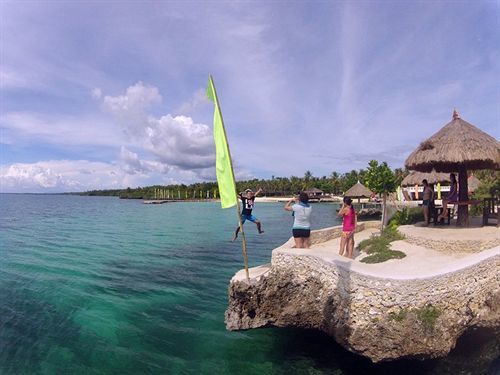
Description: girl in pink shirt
xmin=338 ymin=197 xmax=357 ymax=258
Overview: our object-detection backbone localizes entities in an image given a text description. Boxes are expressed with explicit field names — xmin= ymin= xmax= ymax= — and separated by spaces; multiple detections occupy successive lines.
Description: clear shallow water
xmin=0 ymin=194 xmax=498 ymax=374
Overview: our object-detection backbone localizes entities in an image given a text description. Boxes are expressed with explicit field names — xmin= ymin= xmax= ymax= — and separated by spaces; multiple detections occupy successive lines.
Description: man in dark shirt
xmin=232 ymin=188 xmax=264 ymax=241
xmin=422 ymin=179 xmax=433 ymax=226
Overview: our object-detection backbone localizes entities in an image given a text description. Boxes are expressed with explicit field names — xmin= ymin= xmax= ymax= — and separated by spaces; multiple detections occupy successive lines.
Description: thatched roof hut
xmin=345 ymin=181 xmax=373 ymax=198
xmin=405 ymin=111 xmax=499 ymax=173
xmin=304 ymin=187 xmax=324 ymax=197
xmin=401 ymin=170 xmax=450 ymax=186
xmin=404 ymin=110 xmax=499 ymax=226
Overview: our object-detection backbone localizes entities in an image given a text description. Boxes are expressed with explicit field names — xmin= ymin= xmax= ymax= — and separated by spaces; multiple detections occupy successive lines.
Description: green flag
xmin=207 ymin=75 xmax=237 ymax=209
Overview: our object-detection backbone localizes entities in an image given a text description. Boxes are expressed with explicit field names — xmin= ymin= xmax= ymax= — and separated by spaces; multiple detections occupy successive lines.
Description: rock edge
xmin=225 ymin=224 xmax=500 ymax=362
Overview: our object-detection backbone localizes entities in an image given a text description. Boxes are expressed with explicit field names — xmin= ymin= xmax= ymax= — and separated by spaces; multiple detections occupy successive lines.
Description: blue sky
xmin=1 ymin=0 xmax=498 ymax=193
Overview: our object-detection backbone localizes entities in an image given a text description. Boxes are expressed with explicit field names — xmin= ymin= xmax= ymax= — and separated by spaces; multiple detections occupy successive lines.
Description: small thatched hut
xmin=304 ymin=188 xmax=324 ymax=197
xmin=405 ymin=110 xmax=499 ymax=226
xmin=344 ymin=181 xmax=373 ymax=203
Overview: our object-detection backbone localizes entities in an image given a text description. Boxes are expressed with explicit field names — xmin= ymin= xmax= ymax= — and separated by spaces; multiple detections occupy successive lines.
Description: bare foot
xmin=232 ymin=234 xmax=238 ymax=242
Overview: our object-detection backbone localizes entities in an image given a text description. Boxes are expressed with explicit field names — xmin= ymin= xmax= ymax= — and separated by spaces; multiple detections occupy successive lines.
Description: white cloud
xmin=102 ymin=81 xmax=162 ymax=118
xmin=0 ymin=156 xmax=226 ymax=193
xmin=0 ymin=160 xmax=135 ymax=193
xmin=0 ymin=112 xmax=125 ymax=147
xmin=91 ymin=87 xmax=102 ymax=99
xmin=144 ymin=114 xmax=214 ymax=169
xmin=119 ymin=146 xmax=170 ymax=175
xmin=98 ymin=84 xmax=215 ymax=171
xmin=175 ymin=88 xmax=210 ymax=115
xmin=0 ymin=69 xmax=30 ymax=90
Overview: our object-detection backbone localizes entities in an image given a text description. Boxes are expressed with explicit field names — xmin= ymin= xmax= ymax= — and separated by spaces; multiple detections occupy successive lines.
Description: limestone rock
xmin=225 ymin=250 xmax=500 ymax=362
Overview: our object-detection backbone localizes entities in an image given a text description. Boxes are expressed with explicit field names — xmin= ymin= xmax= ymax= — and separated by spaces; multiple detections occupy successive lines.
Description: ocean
xmin=0 ymin=194 xmax=498 ymax=374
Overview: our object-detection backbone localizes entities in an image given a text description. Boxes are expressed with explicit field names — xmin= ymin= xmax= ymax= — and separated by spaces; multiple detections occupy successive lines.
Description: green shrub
xmin=388 ymin=309 xmax=408 ymax=322
xmin=389 ymin=207 xmax=424 ymax=226
xmin=383 ymin=226 xmax=405 ymax=241
xmin=469 ymin=171 xmax=499 ymax=216
xmin=415 ymin=305 xmax=441 ymax=330
xmin=358 ymin=238 xmax=372 ymax=251
xmin=359 ymin=228 xmax=406 ymax=263
xmin=359 ymin=236 xmax=390 ymax=254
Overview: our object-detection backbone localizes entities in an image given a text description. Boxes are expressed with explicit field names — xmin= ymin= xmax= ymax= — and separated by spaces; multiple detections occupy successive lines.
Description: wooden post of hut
xmin=458 ymin=166 xmax=468 ymax=226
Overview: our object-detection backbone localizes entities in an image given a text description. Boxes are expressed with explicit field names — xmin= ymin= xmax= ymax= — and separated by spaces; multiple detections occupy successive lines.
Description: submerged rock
xmin=225 ymin=225 xmax=500 ymax=363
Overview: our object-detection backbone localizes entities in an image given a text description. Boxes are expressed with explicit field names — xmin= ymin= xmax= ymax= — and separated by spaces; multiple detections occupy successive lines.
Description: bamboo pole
xmin=209 ymin=75 xmax=249 ymax=280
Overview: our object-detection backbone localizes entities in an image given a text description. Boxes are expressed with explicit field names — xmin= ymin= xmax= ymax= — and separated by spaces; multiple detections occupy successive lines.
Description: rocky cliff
xmin=225 ymin=224 xmax=500 ymax=362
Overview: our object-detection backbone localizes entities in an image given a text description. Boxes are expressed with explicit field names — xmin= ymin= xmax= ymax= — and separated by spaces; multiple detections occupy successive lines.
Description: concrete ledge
xmin=398 ymin=224 xmax=500 ymax=254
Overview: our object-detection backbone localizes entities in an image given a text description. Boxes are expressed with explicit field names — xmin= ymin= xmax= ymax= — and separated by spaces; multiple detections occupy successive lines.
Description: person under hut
xmin=438 ymin=173 xmax=458 ymax=221
xmin=421 ymin=179 xmax=434 ymax=226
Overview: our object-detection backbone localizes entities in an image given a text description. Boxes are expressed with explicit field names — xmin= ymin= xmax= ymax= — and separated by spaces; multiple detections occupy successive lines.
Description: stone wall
xmin=308 ymin=220 xmax=380 ymax=245
xmin=226 ymin=247 xmax=500 ymax=362
xmin=397 ymin=230 xmax=500 ymax=254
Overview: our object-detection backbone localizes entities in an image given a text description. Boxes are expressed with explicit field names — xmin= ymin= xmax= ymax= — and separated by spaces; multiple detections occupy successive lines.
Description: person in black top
xmin=232 ymin=188 xmax=264 ymax=241
xmin=422 ymin=179 xmax=433 ymax=226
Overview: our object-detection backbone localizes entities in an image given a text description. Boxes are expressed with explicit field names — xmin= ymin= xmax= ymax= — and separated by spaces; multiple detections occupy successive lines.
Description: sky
xmin=0 ymin=0 xmax=498 ymax=193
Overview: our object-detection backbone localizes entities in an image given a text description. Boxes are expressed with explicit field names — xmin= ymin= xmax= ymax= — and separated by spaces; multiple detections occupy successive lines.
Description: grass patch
xmin=358 ymin=236 xmax=390 ymax=254
xmin=359 ymin=227 xmax=406 ymax=263
xmin=362 ymin=250 xmax=406 ymax=263
xmin=388 ymin=309 xmax=408 ymax=322
xmin=382 ymin=226 xmax=405 ymax=241
xmin=415 ymin=305 xmax=441 ymax=330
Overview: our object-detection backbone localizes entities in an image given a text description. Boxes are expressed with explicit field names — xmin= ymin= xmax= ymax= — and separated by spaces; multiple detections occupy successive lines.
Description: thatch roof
xmin=401 ymin=170 xmax=451 ymax=186
xmin=405 ymin=111 xmax=500 ymax=172
xmin=467 ymin=174 xmax=482 ymax=191
xmin=344 ymin=181 xmax=372 ymax=198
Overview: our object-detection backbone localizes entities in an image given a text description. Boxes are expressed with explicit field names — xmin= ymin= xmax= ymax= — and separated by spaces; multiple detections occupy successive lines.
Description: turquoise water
xmin=0 ymin=194 xmax=498 ymax=374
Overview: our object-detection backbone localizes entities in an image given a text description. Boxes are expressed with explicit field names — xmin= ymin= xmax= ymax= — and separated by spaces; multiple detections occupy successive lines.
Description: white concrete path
xmin=274 ymin=227 xmax=499 ymax=280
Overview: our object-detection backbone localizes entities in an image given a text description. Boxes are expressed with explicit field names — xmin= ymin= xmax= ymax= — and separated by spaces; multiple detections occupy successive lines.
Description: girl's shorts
xmin=293 ymin=229 xmax=311 ymax=238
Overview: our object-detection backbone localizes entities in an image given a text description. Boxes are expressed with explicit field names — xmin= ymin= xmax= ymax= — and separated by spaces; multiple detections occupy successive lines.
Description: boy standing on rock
xmin=232 ymin=188 xmax=264 ymax=241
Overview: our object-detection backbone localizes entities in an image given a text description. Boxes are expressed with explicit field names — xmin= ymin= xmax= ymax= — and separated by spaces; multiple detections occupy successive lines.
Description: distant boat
xmin=143 ymin=200 xmax=169 ymax=204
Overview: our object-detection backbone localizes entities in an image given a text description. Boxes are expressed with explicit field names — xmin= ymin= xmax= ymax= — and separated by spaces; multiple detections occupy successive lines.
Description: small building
xmin=304 ymin=188 xmax=324 ymax=198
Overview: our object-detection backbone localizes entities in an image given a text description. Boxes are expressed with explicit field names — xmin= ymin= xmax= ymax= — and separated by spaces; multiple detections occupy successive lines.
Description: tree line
xmin=79 ymin=163 xmax=410 ymax=200
xmin=78 ymin=161 xmax=498 ymax=202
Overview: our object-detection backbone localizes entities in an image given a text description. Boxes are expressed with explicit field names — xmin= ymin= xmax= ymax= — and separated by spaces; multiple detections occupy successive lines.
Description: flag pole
xmin=209 ymin=75 xmax=250 ymax=281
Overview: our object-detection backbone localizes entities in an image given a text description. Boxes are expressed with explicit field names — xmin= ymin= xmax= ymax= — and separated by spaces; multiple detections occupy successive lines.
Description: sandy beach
xmin=255 ymin=196 xmax=344 ymax=203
